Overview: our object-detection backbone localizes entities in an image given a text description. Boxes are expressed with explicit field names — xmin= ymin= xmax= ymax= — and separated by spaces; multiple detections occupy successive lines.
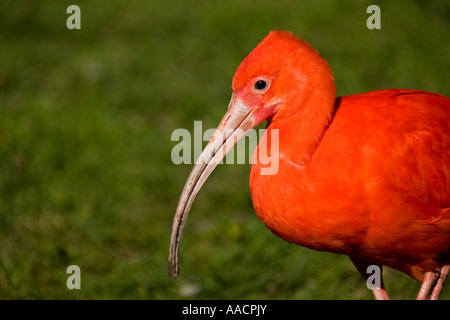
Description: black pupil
xmin=254 ymin=80 xmax=267 ymax=90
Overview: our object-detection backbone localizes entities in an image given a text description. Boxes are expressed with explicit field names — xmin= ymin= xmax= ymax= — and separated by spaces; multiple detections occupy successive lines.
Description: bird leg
xmin=349 ymin=257 xmax=389 ymax=300
xmin=371 ymin=284 xmax=389 ymax=300
xmin=416 ymin=271 xmax=439 ymax=300
xmin=429 ymin=264 xmax=449 ymax=300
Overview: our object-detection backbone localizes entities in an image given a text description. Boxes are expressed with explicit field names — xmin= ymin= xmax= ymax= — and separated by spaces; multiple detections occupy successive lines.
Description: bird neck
xmin=249 ymin=72 xmax=338 ymax=247
xmin=266 ymin=76 xmax=336 ymax=166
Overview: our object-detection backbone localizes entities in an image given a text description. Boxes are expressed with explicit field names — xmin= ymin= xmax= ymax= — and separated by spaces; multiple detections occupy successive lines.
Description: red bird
xmin=168 ymin=31 xmax=450 ymax=300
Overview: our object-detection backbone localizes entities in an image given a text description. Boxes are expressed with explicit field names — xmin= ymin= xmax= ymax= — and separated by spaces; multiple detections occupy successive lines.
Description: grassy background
xmin=0 ymin=0 xmax=449 ymax=299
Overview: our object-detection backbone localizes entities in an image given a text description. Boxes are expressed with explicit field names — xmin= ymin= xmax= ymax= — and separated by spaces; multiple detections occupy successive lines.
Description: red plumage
xmin=251 ymin=89 xmax=450 ymax=283
xmin=169 ymin=31 xmax=450 ymax=299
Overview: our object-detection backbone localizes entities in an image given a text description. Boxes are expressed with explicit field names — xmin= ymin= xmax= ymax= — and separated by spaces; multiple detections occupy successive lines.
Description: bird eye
xmin=254 ymin=80 xmax=267 ymax=91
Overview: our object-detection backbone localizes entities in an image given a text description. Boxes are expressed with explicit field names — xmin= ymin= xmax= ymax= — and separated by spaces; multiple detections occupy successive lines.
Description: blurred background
xmin=0 ymin=0 xmax=449 ymax=299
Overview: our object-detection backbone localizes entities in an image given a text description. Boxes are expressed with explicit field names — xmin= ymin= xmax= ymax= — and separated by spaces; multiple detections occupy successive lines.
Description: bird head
xmin=168 ymin=30 xmax=335 ymax=278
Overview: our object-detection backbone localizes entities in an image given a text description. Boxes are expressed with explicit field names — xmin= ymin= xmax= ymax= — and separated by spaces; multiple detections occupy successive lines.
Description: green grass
xmin=0 ymin=0 xmax=449 ymax=299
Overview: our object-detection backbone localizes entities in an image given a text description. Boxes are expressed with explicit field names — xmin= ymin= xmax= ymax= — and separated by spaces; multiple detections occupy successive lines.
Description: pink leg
xmin=430 ymin=265 xmax=450 ymax=300
xmin=349 ymin=257 xmax=389 ymax=300
xmin=372 ymin=286 xmax=389 ymax=300
xmin=417 ymin=271 xmax=438 ymax=300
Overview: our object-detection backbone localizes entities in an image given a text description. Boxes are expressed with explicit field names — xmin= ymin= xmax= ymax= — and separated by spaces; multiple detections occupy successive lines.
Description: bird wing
xmin=315 ymin=89 xmax=450 ymax=220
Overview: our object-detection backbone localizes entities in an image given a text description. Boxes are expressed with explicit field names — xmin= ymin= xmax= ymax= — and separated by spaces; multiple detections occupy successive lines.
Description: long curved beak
xmin=168 ymin=96 xmax=256 ymax=278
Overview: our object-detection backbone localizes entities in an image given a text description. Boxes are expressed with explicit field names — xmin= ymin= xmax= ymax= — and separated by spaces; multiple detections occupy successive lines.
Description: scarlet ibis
xmin=168 ymin=31 xmax=450 ymax=300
